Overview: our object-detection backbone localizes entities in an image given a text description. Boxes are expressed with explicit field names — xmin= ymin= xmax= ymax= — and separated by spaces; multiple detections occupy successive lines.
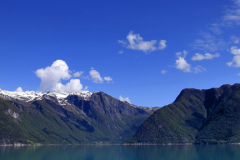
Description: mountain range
xmin=2 ymin=83 xmax=240 ymax=145
xmin=0 ymin=90 xmax=158 ymax=145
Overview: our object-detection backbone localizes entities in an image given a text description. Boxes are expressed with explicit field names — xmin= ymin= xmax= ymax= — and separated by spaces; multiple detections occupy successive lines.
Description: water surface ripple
xmin=0 ymin=145 xmax=239 ymax=160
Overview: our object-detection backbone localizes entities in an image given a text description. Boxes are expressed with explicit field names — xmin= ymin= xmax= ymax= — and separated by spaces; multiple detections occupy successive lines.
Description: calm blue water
xmin=1 ymin=145 xmax=240 ymax=160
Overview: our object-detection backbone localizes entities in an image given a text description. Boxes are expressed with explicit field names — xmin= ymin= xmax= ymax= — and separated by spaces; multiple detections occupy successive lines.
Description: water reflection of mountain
xmin=1 ymin=145 xmax=240 ymax=160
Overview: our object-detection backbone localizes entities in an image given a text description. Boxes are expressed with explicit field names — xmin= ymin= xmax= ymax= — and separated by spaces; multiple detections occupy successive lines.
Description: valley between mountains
xmin=1 ymin=83 xmax=240 ymax=145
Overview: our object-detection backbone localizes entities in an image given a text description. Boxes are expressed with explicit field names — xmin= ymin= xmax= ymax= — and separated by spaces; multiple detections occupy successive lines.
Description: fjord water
xmin=1 ymin=145 xmax=240 ymax=160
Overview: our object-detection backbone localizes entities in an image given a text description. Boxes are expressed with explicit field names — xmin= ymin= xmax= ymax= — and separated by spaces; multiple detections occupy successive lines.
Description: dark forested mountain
xmin=126 ymin=84 xmax=240 ymax=144
xmin=3 ymin=83 xmax=240 ymax=145
xmin=0 ymin=90 xmax=158 ymax=145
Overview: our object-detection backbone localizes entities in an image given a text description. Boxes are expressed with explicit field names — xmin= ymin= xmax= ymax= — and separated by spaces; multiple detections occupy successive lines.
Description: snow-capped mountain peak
xmin=0 ymin=89 xmax=93 ymax=103
xmin=0 ymin=89 xmax=42 ymax=102
xmin=69 ymin=91 xmax=93 ymax=99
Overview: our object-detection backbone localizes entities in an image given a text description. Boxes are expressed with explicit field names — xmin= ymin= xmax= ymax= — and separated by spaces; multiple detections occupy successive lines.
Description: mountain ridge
xmin=2 ymin=83 xmax=239 ymax=145
xmin=0 ymin=90 xmax=159 ymax=145
xmin=125 ymin=83 xmax=240 ymax=144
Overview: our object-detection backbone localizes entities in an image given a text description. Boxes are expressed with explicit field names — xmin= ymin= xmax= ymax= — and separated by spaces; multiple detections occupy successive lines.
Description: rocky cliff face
xmin=126 ymin=84 xmax=240 ymax=144
xmin=0 ymin=90 xmax=158 ymax=145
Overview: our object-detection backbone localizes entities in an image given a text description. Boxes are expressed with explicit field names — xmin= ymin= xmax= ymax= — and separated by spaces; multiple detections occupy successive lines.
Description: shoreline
xmin=2 ymin=142 xmax=240 ymax=146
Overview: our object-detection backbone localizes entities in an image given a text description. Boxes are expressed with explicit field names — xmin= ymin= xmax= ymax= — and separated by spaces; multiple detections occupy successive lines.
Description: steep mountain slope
xmin=0 ymin=90 xmax=158 ymax=145
xmin=125 ymin=84 xmax=234 ymax=144
xmin=125 ymin=89 xmax=207 ymax=144
xmin=196 ymin=84 xmax=240 ymax=143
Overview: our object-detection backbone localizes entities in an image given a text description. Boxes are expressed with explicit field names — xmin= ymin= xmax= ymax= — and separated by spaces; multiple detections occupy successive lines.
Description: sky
xmin=1 ymin=0 xmax=240 ymax=107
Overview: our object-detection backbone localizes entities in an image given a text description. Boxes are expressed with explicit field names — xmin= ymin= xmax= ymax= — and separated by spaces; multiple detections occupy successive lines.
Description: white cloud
xmin=193 ymin=65 xmax=206 ymax=73
xmin=51 ymin=79 xmax=83 ymax=93
xmin=230 ymin=46 xmax=240 ymax=55
xmin=231 ymin=36 xmax=240 ymax=44
xmin=126 ymin=31 xmax=157 ymax=52
xmin=208 ymin=0 xmax=240 ymax=32
xmin=191 ymin=53 xmax=220 ymax=61
xmin=89 ymin=68 xmax=104 ymax=83
xmin=174 ymin=51 xmax=206 ymax=73
xmin=196 ymin=0 xmax=240 ymax=50
xmin=118 ymin=50 xmax=123 ymax=54
xmin=175 ymin=57 xmax=191 ymax=72
xmin=35 ymin=60 xmax=85 ymax=93
xmin=83 ymin=86 xmax=89 ymax=91
xmin=191 ymin=32 xmax=226 ymax=52
xmin=227 ymin=46 xmax=240 ymax=67
xmin=204 ymin=53 xmax=220 ymax=59
xmin=209 ymin=23 xmax=223 ymax=35
xmin=175 ymin=52 xmax=191 ymax=72
xmin=227 ymin=55 xmax=240 ymax=67
xmin=104 ymin=76 xmax=113 ymax=82
xmin=36 ymin=60 xmax=71 ymax=93
xmin=206 ymin=0 xmax=240 ymax=29
xmin=73 ymin=71 xmax=84 ymax=77
xmin=82 ymin=76 xmax=90 ymax=80
xmin=161 ymin=70 xmax=167 ymax=74
xmin=15 ymin=87 xmax=23 ymax=92
xmin=118 ymin=40 xmax=126 ymax=45
xmin=35 ymin=60 xmax=112 ymax=93
xmin=119 ymin=31 xmax=166 ymax=53
xmin=119 ymin=95 xmax=131 ymax=104
xmin=175 ymin=52 xmax=182 ymax=58
xmin=88 ymin=68 xmax=113 ymax=84
xmin=158 ymin=40 xmax=167 ymax=50
xmin=223 ymin=0 xmax=240 ymax=25
xmin=191 ymin=53 xmax=205 ymax=61
xmin=183 ymin=50 xmax=188 ymax=56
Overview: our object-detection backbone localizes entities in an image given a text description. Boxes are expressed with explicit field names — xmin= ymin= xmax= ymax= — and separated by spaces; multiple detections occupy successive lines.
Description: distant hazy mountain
xmin=0 ymin=90 xmax=158 ymax=145
xmin=125 ymin=84 xmax=240 ymax=144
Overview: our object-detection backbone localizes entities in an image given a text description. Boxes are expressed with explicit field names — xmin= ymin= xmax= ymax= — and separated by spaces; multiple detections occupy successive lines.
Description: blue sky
xmin=1 ymin=0 xmax=240 ymax=107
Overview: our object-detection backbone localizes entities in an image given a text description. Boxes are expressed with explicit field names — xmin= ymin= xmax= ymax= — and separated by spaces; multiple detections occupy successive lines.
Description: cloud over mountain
xmin=35 ymin=60 xmax=83 ymax=93
xmin=36 ymin=60 xmax=72 ymax=93
xmin=15 ymin=87 xmax=23 ymax=92
xmin=51 ymin=79 xmax=83 ymax=93
xmin=119 ymin=95 xmax=131 ymax=103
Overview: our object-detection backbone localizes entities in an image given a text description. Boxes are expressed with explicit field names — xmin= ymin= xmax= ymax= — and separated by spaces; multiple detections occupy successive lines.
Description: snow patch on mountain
xmin=0 ymin=89 xmax=93 ymax=103
xmin=44 ymin=92 xmax=69 ymax=99
xmin=69 ymin=91 xmax=93 ymax=100
xmin=0 ymin=90 xmax=42 ymax=102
